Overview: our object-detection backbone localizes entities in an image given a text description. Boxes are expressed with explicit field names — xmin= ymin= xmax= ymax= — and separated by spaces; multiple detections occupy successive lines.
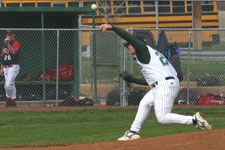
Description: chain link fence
xmin=0 ymin=29 xmax=80 ymax=106
xmin=0 ymin=28 xmax=224 ymax=107
xmin=0 ymin=28 xmax=121 ymax=107
xmin=123 ymin=28 xmax=225 ymax=106
xmin=0 ymin=0 xmax=225 ymax=107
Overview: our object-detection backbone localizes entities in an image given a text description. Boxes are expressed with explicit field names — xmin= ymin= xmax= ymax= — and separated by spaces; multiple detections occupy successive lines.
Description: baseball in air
xmin=91 ymin=4 xmax=97 ymax=10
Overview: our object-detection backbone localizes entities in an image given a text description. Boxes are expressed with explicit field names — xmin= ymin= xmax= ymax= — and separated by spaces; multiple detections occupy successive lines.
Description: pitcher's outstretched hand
xmin=98 ymin=24 xmax=112 ymax=32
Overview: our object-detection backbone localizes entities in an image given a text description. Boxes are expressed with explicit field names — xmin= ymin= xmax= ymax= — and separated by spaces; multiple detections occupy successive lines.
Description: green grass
xmin=81 ymin=57 xmax=119 ymax=83
xmin=0 ymin=108 xmax=224 ymax=148
xmin=181 ymin=61 xmax=225 ymax=82
xmin=202 ymin=41 xmax=225 ymax=51
xmin=81 ymin=58 xmax=225 ymax=84
xmin=131 ymin=60 xmax=225 ymax=83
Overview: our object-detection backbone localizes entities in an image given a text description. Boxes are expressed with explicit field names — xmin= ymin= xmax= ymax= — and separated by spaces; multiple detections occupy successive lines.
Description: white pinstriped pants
xmin=130 ymin=78 xmax=193 ymax=133
xmin=3 ymin=64 xmax=20 ymax=99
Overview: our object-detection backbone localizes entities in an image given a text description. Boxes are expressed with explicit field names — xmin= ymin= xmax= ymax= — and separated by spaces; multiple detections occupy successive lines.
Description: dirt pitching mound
xmin=2 ymin=129 xmax=225 ymax=150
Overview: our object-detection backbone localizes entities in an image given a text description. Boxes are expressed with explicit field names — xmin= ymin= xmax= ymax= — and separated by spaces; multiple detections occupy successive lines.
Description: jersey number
xmin=4 ymin=55 xmax=11 ymax=61
xmin=155 ymin=51 xmax=169 ymax=66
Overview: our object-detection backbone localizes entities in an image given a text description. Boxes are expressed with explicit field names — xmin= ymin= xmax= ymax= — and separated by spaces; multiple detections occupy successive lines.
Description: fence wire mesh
xmin=0 ymin=29 xmax=81 ymax=107
xmin=0 ymin=0 xmax=225 ymax=107
xmin=0 ymin=28 xmax=224 ymax=107
xmin=124 ymin=28 xmax=225 ymax=106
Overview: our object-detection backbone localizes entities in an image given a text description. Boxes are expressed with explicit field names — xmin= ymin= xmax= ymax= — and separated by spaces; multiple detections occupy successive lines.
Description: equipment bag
xmin=59 ymin=97 xmax=94 ymax=106
xmin=106 ymin=89 xmax=147 ymax=106
xmin=196 ymin=93 xmax=225 ymax=105
xmin=45 ymin=64 xmax=74 ymax=81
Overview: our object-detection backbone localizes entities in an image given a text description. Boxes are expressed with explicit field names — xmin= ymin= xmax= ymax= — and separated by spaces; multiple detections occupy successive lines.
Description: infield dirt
xmin=0 ymin=129 xmax=224 ymax=150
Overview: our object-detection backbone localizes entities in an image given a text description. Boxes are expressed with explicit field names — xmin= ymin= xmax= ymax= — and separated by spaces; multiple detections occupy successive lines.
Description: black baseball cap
xmin=134 ymin=34 xmax=146 ymax=43
xmin=124 ymin=34 xmax=146 ymax=47
xmin=6 ymin=30 xmax=15 ymax=35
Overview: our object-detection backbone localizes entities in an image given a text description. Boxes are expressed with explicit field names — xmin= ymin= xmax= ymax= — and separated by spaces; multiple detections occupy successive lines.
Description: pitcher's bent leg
xmin=130 ymin=90 xmax=154 ymax=132
xmin=154 ymin=84 xmax=193 ymax=125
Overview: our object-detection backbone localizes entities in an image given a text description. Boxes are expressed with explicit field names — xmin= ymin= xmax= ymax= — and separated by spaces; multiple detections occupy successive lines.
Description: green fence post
xmin=72 ymin=15 xmax=80 ymax=99
xmin=41 ymin=12 xmax=46 ymax=101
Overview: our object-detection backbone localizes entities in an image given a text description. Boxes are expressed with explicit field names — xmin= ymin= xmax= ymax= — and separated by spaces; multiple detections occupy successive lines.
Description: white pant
xmin=130 ymin=78 xmax=193 ymax=133
xmin=3 ymin=64 xmax=20 ymax=99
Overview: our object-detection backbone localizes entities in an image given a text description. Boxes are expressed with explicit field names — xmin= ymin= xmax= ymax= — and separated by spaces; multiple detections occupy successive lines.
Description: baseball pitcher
xmin=99 ymin=24 xmax=212 ymax=141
